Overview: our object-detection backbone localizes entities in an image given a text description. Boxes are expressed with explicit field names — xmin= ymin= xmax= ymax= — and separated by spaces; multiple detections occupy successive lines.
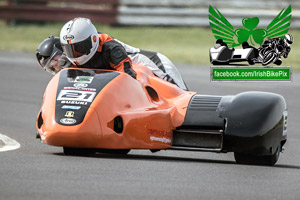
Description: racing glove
xmin=124 ymin=62 xmax=137 ymax=79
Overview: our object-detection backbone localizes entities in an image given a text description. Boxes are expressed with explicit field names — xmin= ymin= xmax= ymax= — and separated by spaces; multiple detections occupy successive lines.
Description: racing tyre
xmin=234 ymin=144 xmax=281 ymax=166
xmin=97 ymin=149 xmax=131 ymax=155
xmin=63 ymin=147 xmax=95 ymax=156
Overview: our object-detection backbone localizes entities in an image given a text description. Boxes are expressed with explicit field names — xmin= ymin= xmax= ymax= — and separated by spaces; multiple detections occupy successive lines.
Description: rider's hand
xmin=124 ymin=62 xmax=137 ymax=79
xmin=124 ymin=67 xmax=137 ymax=79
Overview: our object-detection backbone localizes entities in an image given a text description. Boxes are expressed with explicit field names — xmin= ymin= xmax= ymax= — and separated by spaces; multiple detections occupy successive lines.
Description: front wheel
xmin=97 ymin=149 xmax=131 ymax=155
xmin=262 ymin=51 xmax=277 ymax=66
xmin=234 ymin=144 xmax=281 ymax=166
xmin=63 ymin=147 xmax=95 ymax=156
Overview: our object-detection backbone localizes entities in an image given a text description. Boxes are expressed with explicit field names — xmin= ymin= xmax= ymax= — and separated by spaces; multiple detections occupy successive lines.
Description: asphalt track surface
xmin=0 ymin=51 xmax=300 ymax=200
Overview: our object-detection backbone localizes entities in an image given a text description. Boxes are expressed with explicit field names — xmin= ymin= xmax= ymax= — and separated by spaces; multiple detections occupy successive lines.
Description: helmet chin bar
xmin=67 ymin=42 xmax=98 ymax=66
xmin=62 ymin=44 xmax=75 ymax=59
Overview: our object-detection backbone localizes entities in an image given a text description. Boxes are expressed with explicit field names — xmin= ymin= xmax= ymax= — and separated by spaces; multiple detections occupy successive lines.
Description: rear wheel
xmin=63 ymin=147 xmax=95 ymax=156
xmin=234 ymin=144 xmax=281 ymax=166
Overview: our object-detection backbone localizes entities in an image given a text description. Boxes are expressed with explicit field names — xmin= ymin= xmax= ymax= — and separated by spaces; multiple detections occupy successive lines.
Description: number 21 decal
xmin=57 ymin=90 xmax=96 ymax=102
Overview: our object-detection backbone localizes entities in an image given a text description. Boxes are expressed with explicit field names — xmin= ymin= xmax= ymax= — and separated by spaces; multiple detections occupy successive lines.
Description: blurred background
xmin=0 ymin=0 xmax=299 ymax=67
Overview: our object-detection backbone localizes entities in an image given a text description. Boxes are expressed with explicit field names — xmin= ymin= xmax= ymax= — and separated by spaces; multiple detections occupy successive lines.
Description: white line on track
xmin=0 ymin=133 xmax=21 ymax=152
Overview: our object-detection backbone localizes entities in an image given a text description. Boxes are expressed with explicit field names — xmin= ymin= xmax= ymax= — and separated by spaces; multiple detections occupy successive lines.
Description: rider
xmin=59 ymin=17 xmax=187 ymax=90
xmin=36 ymin=17 xmax=187 ymax=90
xmin=257 ymin=34 xmax=293 ymax=65
xmin=59 ymin=17 xmax=136 ymax=79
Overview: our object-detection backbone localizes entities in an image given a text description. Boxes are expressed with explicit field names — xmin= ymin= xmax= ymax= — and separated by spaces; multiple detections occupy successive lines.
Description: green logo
xmin=209 ymin=5 xmax=292 ymax=48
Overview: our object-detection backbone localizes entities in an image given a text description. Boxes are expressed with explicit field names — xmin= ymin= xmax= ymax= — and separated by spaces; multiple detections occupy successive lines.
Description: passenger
xmin=36 ymin=35 xmax=69 ymax=75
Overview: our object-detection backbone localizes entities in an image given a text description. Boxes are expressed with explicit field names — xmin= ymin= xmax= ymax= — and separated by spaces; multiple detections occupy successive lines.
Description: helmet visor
xmin=40 ymin=47 xmax=63 ymax=75
xmin=62 ymin=36 xmax=92 ymax=59
xmin=37 ymin=54 xmax=50 ymax=68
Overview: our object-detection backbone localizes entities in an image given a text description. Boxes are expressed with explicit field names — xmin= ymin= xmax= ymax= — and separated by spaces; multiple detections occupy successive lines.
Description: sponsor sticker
xmin=61 ymin=105 xmax=81 ymax=110
xmin=74 ymin=83 xmax=88 ymax=88
xmin=93 ymin=35 xmax=97 ymax=43
xmin=65 ymin=111 xmax=74 ymax=118
xmin=63 ymin=35 xmax=74 ymax=40
xmin=150 ymin=136 xmax=171 ymax=144
xmin=60 ymin=118 xmax=76 ymax=125
xmin=147 ymin=129 xmax=172 ymax=138
xmin=283 ymin=111 xmax=288 ymax=136
xmin=74 ymin=76 xmax=94 ymax=83
xmin=64 ymin=87 xmax=96 ymax=92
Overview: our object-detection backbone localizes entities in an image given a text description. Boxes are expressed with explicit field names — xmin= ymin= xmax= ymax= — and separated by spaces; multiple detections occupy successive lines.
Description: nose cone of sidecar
xmin=41 ymin=107 xmax=102 ymax=148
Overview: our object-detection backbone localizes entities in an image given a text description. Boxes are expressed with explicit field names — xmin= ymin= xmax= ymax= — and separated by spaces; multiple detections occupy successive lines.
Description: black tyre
xmin=212 ymin=61 xmax=229 ymax=65
xmin=63 ymin=147 xmax=95 ymax=156
xmin=274 ymin=59 xmax=282 ymax=65
xmin=234 ymin=144 xmax=281 ymax=166
xmin=248 ymin=59 xmax=255 ymax=65
xmin=97 ymin=149 xmax=130 ymax=155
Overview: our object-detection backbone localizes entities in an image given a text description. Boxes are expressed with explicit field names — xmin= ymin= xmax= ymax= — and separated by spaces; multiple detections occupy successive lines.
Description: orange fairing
xmin=37 ymin=65 xmax=195 ymax=150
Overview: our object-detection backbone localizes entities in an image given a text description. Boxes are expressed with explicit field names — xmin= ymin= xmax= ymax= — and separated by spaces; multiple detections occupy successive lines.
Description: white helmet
xmin=284 ymin=34 xmax=293 ymax=46
xmin=60 ymin=17 xmax=99 ymax=66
